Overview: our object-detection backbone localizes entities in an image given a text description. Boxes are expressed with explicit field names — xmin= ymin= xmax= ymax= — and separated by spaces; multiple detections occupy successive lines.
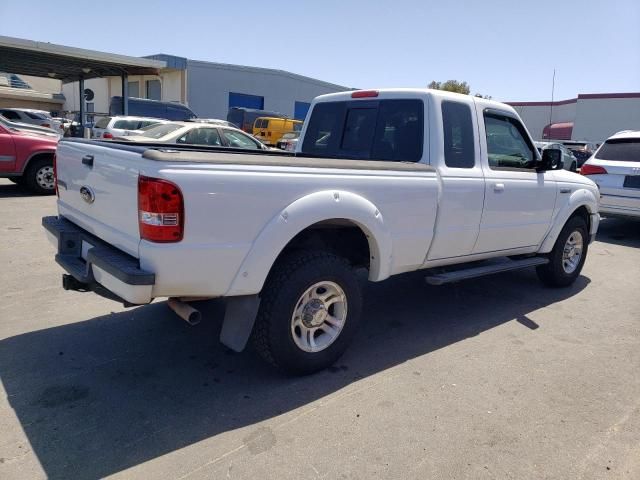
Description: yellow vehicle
xmin=252 ymin=117 xmax=303 ymax=146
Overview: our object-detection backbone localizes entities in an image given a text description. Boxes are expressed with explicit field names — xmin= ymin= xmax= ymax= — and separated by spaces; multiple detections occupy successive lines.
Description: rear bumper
xmin=42 ymin=216 xmax=155 ymax=305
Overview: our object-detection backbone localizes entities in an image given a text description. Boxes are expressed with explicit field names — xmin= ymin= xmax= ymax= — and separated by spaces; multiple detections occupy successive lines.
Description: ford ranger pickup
xmin=43 ymin=88 xmax=600 ymax=374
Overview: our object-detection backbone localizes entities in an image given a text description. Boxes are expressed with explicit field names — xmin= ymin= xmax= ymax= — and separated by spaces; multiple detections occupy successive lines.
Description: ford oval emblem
xmin=80 ymin=186 xmax=95 ymax=204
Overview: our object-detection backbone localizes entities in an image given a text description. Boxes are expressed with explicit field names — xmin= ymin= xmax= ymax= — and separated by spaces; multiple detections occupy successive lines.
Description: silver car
xmin=118 ymin=122 xmax=271 ymax=150
xmin=581 ymin=130 xmax=640 ymax=219
xmin=92 ymin=116 xmax=167 ymax=139
xmin=0 ymin=115 xmax=61 ymax=139
xmin=534 ymin=141 xmax=578 ymax=172
xmin=0 ymin=108 xmax=62 ymax=131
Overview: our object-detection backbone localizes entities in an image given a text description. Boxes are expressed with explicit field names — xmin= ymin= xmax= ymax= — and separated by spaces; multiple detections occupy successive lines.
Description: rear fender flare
xmin=225 ymin=190 xmax=393 ymax=296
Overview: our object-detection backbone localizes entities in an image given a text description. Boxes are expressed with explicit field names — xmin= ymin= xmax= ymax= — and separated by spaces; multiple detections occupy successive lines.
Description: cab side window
xmin=442 ymin=101 xmax=475 ymax=168
xmin=484 ymin=113 xmax=536 ymax=170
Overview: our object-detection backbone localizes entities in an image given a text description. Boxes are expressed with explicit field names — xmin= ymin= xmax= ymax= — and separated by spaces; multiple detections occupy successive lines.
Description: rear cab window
xmin=441 ymin=101 xmax=475 ymax=168
xmin=301 ymin=99 xmax=424 ymax=162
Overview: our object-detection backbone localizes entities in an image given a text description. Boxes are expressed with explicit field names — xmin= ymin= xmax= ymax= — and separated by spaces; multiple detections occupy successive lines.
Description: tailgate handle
xmin=82 ymin=155 xmax=94 ymax=167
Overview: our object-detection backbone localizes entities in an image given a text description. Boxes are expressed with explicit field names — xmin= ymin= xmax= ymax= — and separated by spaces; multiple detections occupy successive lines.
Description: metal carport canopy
xmin=0 ymin=35 xmax=166 ymax=83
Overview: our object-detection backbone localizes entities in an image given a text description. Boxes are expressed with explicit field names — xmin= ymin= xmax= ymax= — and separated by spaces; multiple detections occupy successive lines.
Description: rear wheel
xmin=252 ymin=251 xmax=363 ymax=375
xmin=536 ymin=216 xmax=588 ymax=287
xmin=24 ymin=157 xmax=55 ymax=195
xmin=8 ymin=176 xmax=25 ymax=185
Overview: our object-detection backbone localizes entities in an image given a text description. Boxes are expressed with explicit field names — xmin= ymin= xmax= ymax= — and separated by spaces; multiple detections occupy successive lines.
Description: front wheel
xmin=25 ymin=157 xmax=55 ymax=195
xmin=252 ymin=251 xmax=363 ymax=375
xmin=536 ymin=216 xmax=588 ymax=287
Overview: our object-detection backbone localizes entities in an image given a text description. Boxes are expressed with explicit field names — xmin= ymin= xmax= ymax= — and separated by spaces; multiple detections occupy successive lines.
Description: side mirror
xmin=537 ymin=148 xmax=562 ymax=171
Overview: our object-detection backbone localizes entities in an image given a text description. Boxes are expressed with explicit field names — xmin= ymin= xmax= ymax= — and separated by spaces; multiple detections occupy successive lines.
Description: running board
xmin=425 ymin=257 xmax=549 ymax=286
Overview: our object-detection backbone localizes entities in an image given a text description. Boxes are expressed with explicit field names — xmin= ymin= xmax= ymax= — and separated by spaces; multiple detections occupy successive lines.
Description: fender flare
xmin=538 ymin=187 xmax=599 ymax=253
xmin=225 ymin=190 xmax=393 ymax=296
xmin=20 ymin=149 xmax=56 ymax=174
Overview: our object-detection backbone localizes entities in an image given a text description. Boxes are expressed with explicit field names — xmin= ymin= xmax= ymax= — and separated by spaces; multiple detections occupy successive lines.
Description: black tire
xmin=8 ymin=176 xmax=25 ymax=185
xmin=24 ymin=156 xmax=55 ymax=195
xmin=252 ymin=250 xmax=363 ymax=375
xmin=536 ymin=215 xmax=588 ymax=287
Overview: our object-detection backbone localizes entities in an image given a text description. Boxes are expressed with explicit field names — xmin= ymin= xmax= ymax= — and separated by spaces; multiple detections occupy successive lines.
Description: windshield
xmin=139 ymin=123 xmax=184 ymax=139
xmin=595 ymin=139 xmax=640 ymax=162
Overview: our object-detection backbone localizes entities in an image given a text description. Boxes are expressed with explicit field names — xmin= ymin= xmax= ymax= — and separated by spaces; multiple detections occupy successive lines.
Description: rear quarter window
xmin=113 ymin=119 xmax=140 ymax=130
xmin=302 ymin=99 xmax=424 ymax=162
xmin=94 ymin=117 xmax=111 ymax=129
xmin=595 ymin=139 xmax=640 ymax=162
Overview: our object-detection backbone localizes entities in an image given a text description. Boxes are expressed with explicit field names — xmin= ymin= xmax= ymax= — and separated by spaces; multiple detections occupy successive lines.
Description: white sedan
xmin=581 ymin=130 xmax=640 ymax=219
xmin=117 ymin=121 xmax=271 ymax=150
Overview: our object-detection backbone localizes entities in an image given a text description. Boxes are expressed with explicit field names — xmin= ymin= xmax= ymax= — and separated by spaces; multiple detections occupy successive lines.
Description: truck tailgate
xmin=56 ymin=141 xmax=142 ymax=257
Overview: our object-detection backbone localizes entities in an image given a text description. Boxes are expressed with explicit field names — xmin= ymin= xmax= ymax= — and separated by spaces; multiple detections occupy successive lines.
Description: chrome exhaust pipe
xmin=168 ymin=298 xmax=202 ymax=325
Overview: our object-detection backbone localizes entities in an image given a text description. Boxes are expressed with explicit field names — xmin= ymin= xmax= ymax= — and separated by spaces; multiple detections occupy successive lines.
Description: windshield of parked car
xmin=595 ymin=139 xmax=640 ymax=162
xmin=138 ymin=123 xmax=184 ymax=139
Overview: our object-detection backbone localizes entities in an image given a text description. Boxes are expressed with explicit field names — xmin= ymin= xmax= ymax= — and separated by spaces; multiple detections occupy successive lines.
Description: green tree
xmin=428 ymin=79 xmax=470 ymax=95
xmin=428 ymin=80 xmax=492 ymax=99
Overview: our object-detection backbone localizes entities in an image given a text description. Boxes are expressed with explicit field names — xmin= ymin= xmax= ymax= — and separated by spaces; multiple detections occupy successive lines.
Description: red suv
xmin=0 ymin=120 xmax=58 ymax=194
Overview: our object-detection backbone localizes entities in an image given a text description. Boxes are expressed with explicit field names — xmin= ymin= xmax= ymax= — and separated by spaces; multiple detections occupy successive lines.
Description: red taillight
xmin=53 ymin=152 xmax=58 ymax=197
xmin=351 ymin=90 xmax=379 ymax=98
xmin=41 ymin=123 xmax=50 ymax=128
xmin=138 ymin=176 xmax=184 ymax=242
xmin=580 ymin=164 xmax=607 ymax=175
xmin=102 ymin=132 xmax=113 ymax=139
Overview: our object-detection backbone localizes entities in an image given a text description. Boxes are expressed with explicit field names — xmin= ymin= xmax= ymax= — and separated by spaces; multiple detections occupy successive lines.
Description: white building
xmin=508 ymin=93 xmax=640 ymax=143
xmin=63 ymin=54 xmax=349 ymax=122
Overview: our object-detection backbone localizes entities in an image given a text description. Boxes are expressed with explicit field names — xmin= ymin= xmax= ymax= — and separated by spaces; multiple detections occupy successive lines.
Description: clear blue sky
xmin=1 ymin=0 xmax=638 ymax=102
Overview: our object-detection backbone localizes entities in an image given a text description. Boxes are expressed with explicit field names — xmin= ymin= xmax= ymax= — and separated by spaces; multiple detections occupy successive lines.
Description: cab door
xmin=473 ymin=110 xmax=557 ymax=253
xmin=0 ymin=125 xmax=17 ymax=172
xmin=427 ymin=98 xmax=486 ymax=260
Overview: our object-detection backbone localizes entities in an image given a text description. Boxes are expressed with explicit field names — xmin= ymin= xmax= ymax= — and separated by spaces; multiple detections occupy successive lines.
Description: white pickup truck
xmin=43 ymin=88 xmax=600 ymax=374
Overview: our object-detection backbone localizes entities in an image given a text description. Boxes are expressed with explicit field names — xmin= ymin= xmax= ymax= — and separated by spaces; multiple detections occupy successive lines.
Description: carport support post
xmin=121 ymin=74 xmax=129 ymax=115
xmin=78 ymin=77 xmax=85 ymax=128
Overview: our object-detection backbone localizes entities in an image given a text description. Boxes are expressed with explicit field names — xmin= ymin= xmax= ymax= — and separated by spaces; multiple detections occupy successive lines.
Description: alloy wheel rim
xmin=290 ymin=281 xmax=348 ymax=353
xmin=562 ymin=230 xmax=584 ymax=274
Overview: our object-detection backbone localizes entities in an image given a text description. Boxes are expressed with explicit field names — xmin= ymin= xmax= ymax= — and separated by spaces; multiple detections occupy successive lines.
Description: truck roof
xmin=313 ymin=88 xmax=518 ymax=116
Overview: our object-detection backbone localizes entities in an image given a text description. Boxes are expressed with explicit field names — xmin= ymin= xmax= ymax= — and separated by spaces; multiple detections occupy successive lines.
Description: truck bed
xmin=67 ymin=138 xmax=435 ymax=172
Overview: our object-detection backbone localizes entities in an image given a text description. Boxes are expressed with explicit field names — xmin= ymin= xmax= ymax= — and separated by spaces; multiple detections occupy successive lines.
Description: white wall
xmin=510 ymin=102 xmax=576 ymax=140
xmin=62 ymin=77 xmax=109 ymax=114
xmin=63 ymin=71 xmax=183 ymax=116
xmin=572 ymin=97 xmax=640 ymax=142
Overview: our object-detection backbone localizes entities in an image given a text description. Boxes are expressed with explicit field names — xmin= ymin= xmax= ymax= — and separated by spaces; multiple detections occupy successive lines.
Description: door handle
xmin=493 ymin=183 xmax=505 ymax=192
xmin=82 ymin=155 xmax=94 ymax=167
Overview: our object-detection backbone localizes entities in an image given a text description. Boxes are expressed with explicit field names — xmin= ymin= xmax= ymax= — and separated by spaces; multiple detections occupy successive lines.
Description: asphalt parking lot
xmin=0 ymin=178 xmax=639 ymax=480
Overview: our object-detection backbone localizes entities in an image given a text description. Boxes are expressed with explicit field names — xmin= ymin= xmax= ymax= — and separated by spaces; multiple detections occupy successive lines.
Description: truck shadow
xmin=0 ymin=182 xmax=46 ymax=198
xmin=0 ymin=269 xmax=589 ymax=479
xmin=595 ymin=217 xmax=640 ymax=248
